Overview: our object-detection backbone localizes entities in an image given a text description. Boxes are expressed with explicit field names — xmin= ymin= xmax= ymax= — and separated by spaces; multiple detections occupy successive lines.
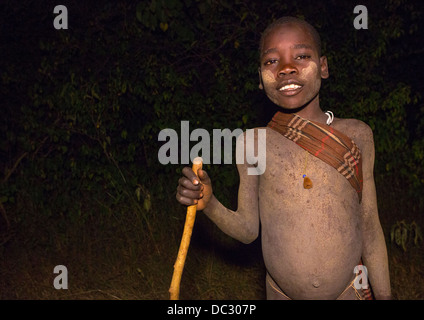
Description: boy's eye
xmin=296 ymin=55 xmax=311 ymax=60
xmin=264 ymin=59 xmax=278 ymax=66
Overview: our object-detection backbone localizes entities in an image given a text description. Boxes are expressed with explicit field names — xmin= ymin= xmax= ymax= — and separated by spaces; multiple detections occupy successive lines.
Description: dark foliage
xmin=1 ymin=0 xmax=423 ymax=255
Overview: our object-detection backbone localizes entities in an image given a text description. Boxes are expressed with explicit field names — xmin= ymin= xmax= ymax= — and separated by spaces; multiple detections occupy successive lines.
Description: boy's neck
xmin=293 ymin=95 xmax=328 ymax=124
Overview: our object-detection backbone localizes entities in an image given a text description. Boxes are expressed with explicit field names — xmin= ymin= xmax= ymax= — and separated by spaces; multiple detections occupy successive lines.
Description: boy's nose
xmin=278 ymin=63 xmax=298 ymax=76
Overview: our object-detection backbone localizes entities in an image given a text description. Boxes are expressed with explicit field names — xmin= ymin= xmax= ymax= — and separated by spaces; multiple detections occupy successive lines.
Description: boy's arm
xmin=359 ymin=125 xmax=392 ymax=299
xmin=176 ymin=131 xmax=261 ymax=244
xmin=202 ymin=160 xmax=260 ymax=244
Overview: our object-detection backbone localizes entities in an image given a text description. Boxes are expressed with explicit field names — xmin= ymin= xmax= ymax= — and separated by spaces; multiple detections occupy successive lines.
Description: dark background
xmin=0 ymin=0 xmax=423 ymax=299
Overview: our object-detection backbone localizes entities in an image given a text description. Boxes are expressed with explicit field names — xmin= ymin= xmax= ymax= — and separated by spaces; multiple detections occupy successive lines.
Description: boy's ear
xmin=320 ymin=56 xmax=329 ymax=79
xmin=258 ymin=67 xmax=264 ymax=90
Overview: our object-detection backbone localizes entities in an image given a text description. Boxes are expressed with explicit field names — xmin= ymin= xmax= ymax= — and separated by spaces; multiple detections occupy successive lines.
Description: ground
xmin=0 ymin=185 xmax=423 ymax=300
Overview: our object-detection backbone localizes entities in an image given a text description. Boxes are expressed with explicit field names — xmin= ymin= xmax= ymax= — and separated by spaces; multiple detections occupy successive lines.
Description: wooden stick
xmin=169 ymin=157 xmax=203 ymax=300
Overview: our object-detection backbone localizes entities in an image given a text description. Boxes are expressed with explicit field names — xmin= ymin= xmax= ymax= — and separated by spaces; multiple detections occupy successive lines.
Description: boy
xmin=176 ymin=16 xmax=391 ymax=300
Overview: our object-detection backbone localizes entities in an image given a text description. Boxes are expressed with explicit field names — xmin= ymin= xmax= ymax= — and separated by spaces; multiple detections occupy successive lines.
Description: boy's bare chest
xmin=264 ymin=134 xmax=345 ymax=190
xmin=260 ymin=129 xmax=360 ymax=213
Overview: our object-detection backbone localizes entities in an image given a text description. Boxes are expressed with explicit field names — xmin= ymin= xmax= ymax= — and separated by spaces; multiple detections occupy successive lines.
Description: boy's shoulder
xmin=333 ymin=117 xmax=374 ymax=151
xmin=333 ymin=117 xmax=373 ymax=136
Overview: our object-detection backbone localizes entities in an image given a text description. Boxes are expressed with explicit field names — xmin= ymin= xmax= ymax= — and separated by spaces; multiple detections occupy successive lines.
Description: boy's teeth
xmin=280 ymin=84 xmax=301 ymax=91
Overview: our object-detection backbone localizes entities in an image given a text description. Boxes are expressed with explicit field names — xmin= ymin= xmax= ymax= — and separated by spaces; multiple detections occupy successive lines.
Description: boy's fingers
xmin=197 ymin=169 xmax=210 ymax=183
xmin=178 ymin=176 xmax=201 ymax=191
xmin=176 ymin=167 xmax=211 ymax=209
xmin=177 ymin=185 xmax=202 ymax=200
xmin=176 ymin=192 xmax=198 ymax=206
xmin=182 ymin=166 xmax=201 ymax=185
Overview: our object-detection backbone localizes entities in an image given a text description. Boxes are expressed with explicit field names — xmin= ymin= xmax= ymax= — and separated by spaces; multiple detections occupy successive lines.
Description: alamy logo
xmin=353 ymin=5 xmax=368 ymax=30
xmin=53 ymin=265 xmax=68 ymax=289
xmin=53 ymin=5 xmax=68 ymax=30
xmin=157 ymin=121 xmax=266 ymax=175
xmin=353 ymin=265 xmax=369 ymax=290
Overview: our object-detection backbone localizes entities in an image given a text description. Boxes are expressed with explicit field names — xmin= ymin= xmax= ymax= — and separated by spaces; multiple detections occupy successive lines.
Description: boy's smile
xmin=259 ymin=23 xmax=329 ymax=111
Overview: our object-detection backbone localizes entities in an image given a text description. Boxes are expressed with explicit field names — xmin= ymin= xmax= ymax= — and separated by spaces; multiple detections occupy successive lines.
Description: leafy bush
xmin=391 ymin=220 xmax=423 ymax=251
xmin=1 ymin=0 xmax=423 ymax=244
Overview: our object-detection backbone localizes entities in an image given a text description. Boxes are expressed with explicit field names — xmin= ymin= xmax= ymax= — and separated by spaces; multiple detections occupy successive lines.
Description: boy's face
xmin=259 ymin=23 xmax=329 ymax=110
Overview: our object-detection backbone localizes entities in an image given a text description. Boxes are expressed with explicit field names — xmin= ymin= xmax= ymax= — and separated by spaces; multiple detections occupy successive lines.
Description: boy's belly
xmin=259 ymin=183 xmax=362 ymax=299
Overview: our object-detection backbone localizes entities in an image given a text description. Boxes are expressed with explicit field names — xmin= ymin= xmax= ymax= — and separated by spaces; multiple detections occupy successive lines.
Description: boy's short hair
xmin=259 ymin=16 xmax=322 ymax=57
